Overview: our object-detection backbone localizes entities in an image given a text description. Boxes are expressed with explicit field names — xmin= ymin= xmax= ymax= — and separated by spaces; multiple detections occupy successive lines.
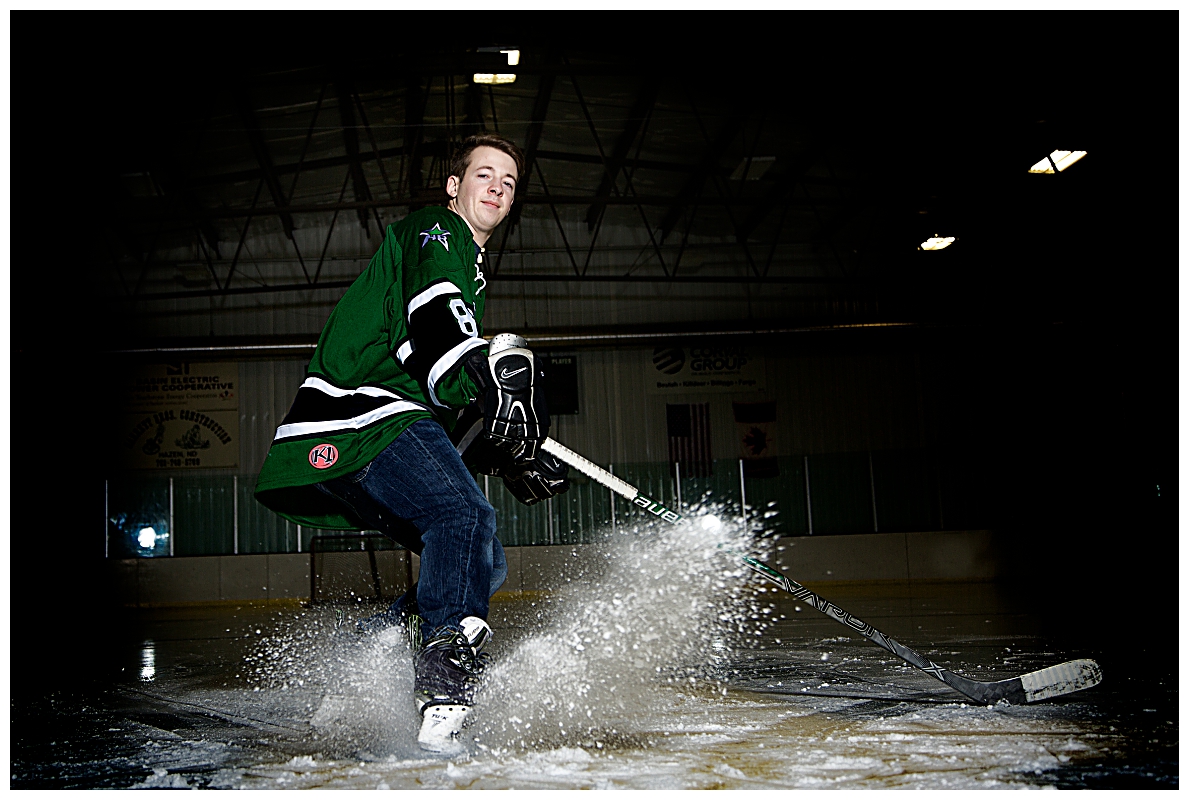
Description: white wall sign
xmin=645 ymin=345 xmax=765 ymax=395
xmin=119 ymin=362 xmax=240 ymax=469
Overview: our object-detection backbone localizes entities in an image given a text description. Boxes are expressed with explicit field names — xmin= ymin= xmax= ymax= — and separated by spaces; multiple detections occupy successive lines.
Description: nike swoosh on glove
xmin=463 ymin=346 xmax=550 ymax=461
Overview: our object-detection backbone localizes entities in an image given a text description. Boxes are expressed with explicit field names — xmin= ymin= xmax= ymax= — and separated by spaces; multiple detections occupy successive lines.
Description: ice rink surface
xmin=11 ymin=521 xmax=1177 ymax=789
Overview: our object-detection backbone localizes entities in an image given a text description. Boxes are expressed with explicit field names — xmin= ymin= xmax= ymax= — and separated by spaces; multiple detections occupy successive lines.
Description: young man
xmin=255 ymin=133 xmax=569 ymax=751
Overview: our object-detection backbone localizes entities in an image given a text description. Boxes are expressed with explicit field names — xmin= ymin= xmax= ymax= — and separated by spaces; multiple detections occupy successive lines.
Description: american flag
xmin=667 ymin=402 xmax=712 ymax=477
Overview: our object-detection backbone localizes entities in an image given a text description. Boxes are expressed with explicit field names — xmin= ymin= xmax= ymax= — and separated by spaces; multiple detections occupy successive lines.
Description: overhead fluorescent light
xmin=1051 ymin=150 xmax=1087 ymax=171
xmin=1028 ymin=150 xmax=1087 ymax=173
xmin=500 ymin=49 xmax=520 ymax=66
xmin=919 ymin=236 xmax=956 ymax=251
xmin=729 ymin=156 xmax=776 ymax=181
xmin=473 ymin=73 xmax=517 ymax=85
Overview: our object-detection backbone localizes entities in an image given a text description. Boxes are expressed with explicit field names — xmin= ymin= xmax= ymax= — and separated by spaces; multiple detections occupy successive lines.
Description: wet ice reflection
xmin=140 ymin=641 xmax=156 ymax=682
xmin=189 ymin=513 xmax=1126 ymax=788
xmin=15 ymin=510 xmax=1170 ymax=789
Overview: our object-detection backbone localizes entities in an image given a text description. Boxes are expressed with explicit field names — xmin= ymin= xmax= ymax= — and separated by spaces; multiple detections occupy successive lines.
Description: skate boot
xmin=413 ymin=616 xmax=492 ymax=752
xmin=356 ymin=588 xmax=422 ymax=650
xmin=354 ymin=601 xmax=403 ymax=635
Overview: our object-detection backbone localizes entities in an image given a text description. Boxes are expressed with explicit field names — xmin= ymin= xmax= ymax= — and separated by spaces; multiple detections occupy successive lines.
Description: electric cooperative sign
xmin=119 ymin=362 xmax=240 ymax=470
xmin=646 ymin=345 xmax=765 ymax=394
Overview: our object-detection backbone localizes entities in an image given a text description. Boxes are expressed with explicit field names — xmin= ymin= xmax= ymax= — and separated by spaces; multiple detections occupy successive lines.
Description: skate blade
xmin=418 ymin=704 xmax=471 ymax=753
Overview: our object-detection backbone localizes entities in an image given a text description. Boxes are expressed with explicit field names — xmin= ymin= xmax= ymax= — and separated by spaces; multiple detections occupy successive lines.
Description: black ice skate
xmin=355 ymin=591 xmax=423 ymax=651
xmin=413 ymin=616 xmax=492 ymax=752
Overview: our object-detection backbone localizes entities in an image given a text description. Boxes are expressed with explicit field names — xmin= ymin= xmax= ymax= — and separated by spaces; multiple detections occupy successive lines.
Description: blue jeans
xmin=316 ymin=419 xmax=506 ymax=639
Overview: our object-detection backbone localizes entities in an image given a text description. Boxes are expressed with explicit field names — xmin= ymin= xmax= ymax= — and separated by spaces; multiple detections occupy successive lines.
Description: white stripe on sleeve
xmin=427 ymin=337 xmax=488 ymax=408
xmin=406 ymin=281 xmax=462 ymax=321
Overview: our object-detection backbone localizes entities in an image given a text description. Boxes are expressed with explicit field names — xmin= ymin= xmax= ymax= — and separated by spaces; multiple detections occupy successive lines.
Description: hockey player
xmin=254 ymin=133 xmax=569 ymax=751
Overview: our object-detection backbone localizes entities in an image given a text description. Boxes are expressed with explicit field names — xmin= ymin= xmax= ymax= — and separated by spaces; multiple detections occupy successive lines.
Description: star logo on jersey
xmin=419 ymin=224 xmax=451 ymax=251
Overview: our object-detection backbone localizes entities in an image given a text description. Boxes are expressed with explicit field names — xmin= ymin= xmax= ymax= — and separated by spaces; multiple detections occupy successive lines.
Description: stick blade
xmin=1019 ymin=659 xmax=1102 ymax=703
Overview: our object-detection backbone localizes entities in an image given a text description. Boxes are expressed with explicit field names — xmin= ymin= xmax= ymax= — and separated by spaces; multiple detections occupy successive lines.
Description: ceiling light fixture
xmin=473 ymin=73 xmax=517 ymax=85
xmin=476 ymin=45 xmax=520 ymax=74
xmin=1028 ymin=150 xmax=1087 ymax=174
xmin=919 ymin=236 xmax=956 ymax=251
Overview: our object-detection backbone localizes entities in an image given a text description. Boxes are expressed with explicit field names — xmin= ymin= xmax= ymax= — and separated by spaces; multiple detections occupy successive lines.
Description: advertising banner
xmin=646 ymin=345 xmax=765 ymax=394
xmin=119 ymin=362 xmax=240 ymax=469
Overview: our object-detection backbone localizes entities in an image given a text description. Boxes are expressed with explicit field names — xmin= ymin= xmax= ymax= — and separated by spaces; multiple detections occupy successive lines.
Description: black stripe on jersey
xmin=404 ymin=293 xmax=475 ymax=384
xmin=280 ymin=384 xmax=399 ymax=427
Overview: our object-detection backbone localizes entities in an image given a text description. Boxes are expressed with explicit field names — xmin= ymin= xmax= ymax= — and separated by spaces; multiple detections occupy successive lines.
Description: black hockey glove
xmin=501 ymin=452 xmax=570 ymax=506
xmin=450 ymin=401 xmax=511 ymax=475
xmin=449 ymin=391 xmax=568 ymax=507
xmin=463 ymin=338 xmax=549 ymax=461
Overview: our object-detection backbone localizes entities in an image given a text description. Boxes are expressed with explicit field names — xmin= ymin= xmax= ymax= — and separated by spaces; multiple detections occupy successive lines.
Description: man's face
xmin=446 ymin=146 xmax=518 ymax=242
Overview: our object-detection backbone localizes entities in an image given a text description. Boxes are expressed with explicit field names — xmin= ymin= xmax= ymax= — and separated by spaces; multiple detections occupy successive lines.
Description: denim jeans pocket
xmin=347 ymin=460 xmax=373 ymax=484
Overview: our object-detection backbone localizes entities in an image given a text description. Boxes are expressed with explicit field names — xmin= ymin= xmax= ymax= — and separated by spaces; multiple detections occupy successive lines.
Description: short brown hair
xmin=448 ymin=133 xmax=525 ymax=186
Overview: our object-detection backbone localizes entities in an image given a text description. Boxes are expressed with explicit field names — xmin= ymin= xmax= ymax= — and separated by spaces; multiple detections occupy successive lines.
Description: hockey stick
xmin=541 ymin=437 xmax=1102 ymax=705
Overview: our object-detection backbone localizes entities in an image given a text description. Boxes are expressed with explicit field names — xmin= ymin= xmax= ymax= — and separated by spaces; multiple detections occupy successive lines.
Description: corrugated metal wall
xmin=107 ymin=341 xmax=988 ymax=555
xmin=119 ymin=216 xmax=867 ymax=343
xmin=238 ymin=360 xmax=310 ymax=475
xmin=536 ymin=347 xmax=928 ymax=465
xmin=107 ymin=214 xmax=1002 ymax=555
xmin=112 ymin=345 xmax=934 ymax=474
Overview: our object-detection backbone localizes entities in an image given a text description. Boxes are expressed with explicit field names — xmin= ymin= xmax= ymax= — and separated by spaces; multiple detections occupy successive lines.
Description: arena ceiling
xmin=13 ymin=16 xmax=1174 ymax=353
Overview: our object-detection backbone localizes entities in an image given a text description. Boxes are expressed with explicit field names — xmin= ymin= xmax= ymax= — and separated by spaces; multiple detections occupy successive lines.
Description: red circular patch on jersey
xmin=308 ymin=443 xmax=339 ymax=469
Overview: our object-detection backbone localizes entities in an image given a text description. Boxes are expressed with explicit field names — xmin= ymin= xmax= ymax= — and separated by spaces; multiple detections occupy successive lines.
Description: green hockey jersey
xmin=254 ymin=206 xmax=488 ymax=529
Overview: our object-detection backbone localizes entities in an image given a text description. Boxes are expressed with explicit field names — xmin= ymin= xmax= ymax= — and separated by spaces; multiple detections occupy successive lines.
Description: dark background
xmin=10 ymin=14 xmax=1177 ymax=692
